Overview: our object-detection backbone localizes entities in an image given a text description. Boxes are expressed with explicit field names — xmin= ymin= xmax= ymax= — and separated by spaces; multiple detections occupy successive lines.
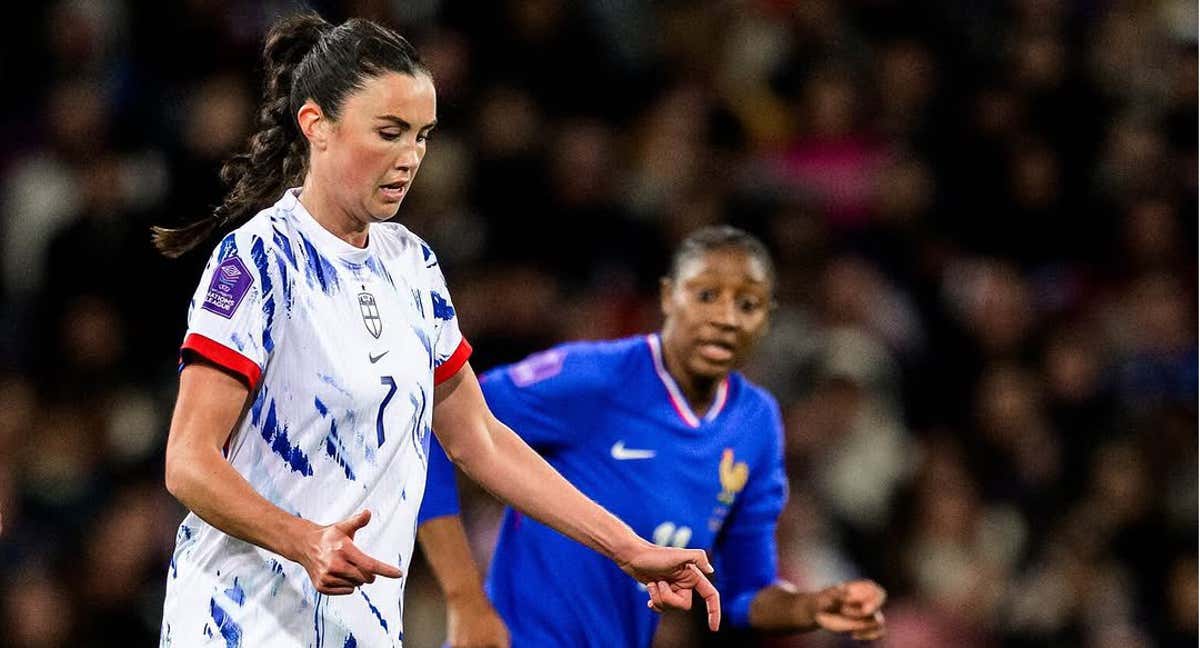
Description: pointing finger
xmin=344 ymin=543 xmax=403 ymax=579
xmin=690 ymin=564 xmax=721 ymax=631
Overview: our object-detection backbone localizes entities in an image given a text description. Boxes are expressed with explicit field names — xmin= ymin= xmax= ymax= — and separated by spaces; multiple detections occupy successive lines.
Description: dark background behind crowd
xmin=0 ymin=1 xmax=1195 ymax=646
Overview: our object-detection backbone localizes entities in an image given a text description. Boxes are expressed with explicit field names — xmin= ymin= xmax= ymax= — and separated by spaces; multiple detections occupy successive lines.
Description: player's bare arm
xmin=432 ymin=363 xmax=721 ymax=630
xmin=164 ymin=360 xmax=402 ymax=595
xmin=418 ymin=516 xmax=511 ymax=648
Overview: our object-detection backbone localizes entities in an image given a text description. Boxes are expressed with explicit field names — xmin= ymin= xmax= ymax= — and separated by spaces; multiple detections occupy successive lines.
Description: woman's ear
xmin=297 ymin=100 xmax=329 ymax=151
xmin=659 ymin=277 xmax=674 ymax=318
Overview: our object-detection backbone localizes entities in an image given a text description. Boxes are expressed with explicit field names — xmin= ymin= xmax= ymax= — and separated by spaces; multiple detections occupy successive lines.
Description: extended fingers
xmin=690 ymin=565 xmax=721 ymax=631
xmin=345 ymin=543 xmax=404 ymax=579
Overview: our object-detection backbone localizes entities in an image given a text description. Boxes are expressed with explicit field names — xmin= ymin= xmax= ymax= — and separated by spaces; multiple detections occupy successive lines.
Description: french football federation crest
xmin=359 ymin=291 xmax=382 ymax=338
xmin=717 ymin=448 xmax=749 ymax=504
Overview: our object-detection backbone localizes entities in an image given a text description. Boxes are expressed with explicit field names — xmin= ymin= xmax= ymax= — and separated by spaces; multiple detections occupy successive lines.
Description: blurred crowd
xmin=0 ymin=1 xmax=1195 ymax=647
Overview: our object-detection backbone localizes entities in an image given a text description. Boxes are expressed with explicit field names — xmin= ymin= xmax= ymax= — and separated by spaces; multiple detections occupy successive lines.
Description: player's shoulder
xmin=369 ymin=221 xmax=438 ymax=265
xmin=489 ymin=336 xmax=645 ymax=393
xmin=556 ymin=335 xmax=650 ymax=380
xmin=560 ymin=335 xmax=647 ymax=364
xmin=728 ymin=372 xmax=783 ymax=423
xmin=209 ymin=202 xmax=295 ymax=256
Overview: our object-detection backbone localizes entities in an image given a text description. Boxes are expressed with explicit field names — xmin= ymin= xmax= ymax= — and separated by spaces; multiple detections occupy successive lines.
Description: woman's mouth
xmin=379 ymin=181 xmax=408 ymax=202
xmin=697 ymin=341 xmax=735 ymax=362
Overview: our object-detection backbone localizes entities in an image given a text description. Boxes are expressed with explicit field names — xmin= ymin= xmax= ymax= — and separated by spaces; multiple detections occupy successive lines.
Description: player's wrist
xmin=608 ymin=531 xmax=653 ymax=570
xmin=279 ymin=516 xmax=322 ymax=565
xmin=443 ymin=580 xmax=490 ymax=607
xmin=791 ymin=590 xmax=824 ymax=630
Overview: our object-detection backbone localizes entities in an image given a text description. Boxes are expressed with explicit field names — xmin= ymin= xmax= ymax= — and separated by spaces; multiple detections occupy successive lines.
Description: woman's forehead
xmin=678 ymin=248 xmax=770 ymax=284
xmin=346 ymin=71 xmax=437 ymax=121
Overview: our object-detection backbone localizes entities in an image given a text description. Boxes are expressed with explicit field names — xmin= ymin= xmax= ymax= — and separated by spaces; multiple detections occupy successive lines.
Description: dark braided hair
xmin=666 ymin=225 xmax=776 ymax=290
xmin=153 ymin=12 xmax=427 ymax=257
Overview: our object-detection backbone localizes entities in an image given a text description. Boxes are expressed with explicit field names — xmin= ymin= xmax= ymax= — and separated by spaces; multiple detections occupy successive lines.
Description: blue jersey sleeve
xmin=479 ymin=345 xmax=598 ymax=450
xmin=417 ymin=432 xmax=460 ymax=524
xmin=715 ymin=397 xmax=789 ymax=628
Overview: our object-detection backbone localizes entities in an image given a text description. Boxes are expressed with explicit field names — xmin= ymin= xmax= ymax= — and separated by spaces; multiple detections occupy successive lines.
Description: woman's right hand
xmin=297 ymin=509 xmax=404 ymax=595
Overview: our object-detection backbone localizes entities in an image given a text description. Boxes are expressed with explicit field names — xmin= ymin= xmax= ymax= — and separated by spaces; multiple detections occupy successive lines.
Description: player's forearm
xmin=748 ymin=581 xmax=821 ymax=632
xmin=450 ymin=418 xmax=647 ymax=563
xmin=165 ymin=442 xmax=315 ymax=564
xmin=417 ymin=515 xmax=489 ymax=602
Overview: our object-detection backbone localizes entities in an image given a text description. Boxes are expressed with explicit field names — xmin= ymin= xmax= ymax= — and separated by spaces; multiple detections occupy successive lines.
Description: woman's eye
xmin=697 ymin=289 xmax=717 ymax=302
xmin=739 ymin=299 xmax=761 ymax=313
xmin=379 ymin=131 xmax=401 ymax=141
xmin=417 ymin=131 xmax=432 ymax=143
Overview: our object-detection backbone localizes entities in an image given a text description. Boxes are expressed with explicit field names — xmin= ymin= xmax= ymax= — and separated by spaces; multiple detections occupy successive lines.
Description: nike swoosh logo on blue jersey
xmin=610 ymin=441 xmax=656 ymax=460
xmin=369 ymin=351 xmax=390 ymax=363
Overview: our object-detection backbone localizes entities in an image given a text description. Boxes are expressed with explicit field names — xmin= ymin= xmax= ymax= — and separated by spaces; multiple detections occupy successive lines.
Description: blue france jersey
xmin=419 ymin=335 xmax=788 ymax=648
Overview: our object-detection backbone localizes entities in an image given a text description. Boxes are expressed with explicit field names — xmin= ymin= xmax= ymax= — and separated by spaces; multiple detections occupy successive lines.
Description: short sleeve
xmin=180 ymin=231 xmax=286 ymax=389
xmin=714 ymin=398 xmax=789 ymax=628
xmin=425 ymin=246 xmax=471 ymax=385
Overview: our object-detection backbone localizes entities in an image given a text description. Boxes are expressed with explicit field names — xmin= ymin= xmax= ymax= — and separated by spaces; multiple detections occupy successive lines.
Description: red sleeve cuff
xmin=434 ymin=338 xmax=472 ymax=386
xmin=180 ymin=333 xmax=263 ymax=389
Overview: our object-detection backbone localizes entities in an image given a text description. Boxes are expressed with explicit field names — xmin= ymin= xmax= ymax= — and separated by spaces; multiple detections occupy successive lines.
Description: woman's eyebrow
xmin=375 ymin=115 xmax=438 ymax=130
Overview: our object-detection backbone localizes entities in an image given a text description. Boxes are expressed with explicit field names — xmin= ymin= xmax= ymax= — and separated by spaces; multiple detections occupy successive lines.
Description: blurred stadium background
xmin=0 ymin=1 xmax=1196 ymax=646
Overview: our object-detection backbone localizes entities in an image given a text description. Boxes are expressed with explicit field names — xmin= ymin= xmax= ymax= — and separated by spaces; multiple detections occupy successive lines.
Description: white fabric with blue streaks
xmin=161 ymin=188 xmax=467 ymax=647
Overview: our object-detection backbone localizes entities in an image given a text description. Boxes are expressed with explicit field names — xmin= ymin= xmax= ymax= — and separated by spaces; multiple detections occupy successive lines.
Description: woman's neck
xmin=297 ymin=178 xmax=370 ymax=249
xmin=659 ymin=336 xmax=721 ymax=415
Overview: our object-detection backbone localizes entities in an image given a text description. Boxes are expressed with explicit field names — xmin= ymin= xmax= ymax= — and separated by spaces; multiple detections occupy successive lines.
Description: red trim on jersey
xmin=434 ymin=339 xmax=473 ymax=386
xmin=180 ymin=333 xmax=263 ymax=389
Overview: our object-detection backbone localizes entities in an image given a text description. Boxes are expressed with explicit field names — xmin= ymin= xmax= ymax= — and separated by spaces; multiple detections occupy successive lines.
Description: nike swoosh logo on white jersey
xmin=610 ymin=441 xmax=656 ymax=460
xmin=369 ymin=351 xmax=390 ymax=363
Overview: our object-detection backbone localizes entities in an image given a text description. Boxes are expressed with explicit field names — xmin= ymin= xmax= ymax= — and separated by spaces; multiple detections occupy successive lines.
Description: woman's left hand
xmin=812 ymin=579 xmax=887 ymax=641
xmin=618 ymin=542 xmax=721 ymax=631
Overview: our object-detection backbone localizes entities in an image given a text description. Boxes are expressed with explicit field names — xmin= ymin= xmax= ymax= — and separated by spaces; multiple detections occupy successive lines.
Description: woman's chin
xmin=369 ymin=200 xmax=403 ymax=221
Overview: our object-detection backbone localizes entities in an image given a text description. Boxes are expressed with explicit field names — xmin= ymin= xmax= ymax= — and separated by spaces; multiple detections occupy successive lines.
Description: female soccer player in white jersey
xmin=151 ymin=13 xmax=719 ymax=648
xmin=417 ymin=227 xmax=887 ymax=647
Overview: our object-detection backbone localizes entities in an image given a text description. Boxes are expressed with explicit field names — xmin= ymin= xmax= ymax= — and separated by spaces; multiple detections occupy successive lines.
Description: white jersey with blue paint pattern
xmin=160 ymin=188 xmax=470 ymax=648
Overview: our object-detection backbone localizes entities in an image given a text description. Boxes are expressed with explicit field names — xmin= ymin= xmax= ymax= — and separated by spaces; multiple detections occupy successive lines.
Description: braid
xmin=152 ymin=13 xmax=330 ymax=257
xmin=152 ymin=11 xmax=426 ymax=258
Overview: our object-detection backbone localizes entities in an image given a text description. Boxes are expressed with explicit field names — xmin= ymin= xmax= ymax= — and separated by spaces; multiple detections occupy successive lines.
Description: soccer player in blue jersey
xmin=418 ymin=226 xmax=886 ymax=647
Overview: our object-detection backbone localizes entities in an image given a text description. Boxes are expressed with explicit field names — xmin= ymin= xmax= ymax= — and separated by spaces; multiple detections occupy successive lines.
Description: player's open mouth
xmin=697 ymin=340 xmax=735 ymax=362
xmin=379 ymin=181 xmax=408 ymax=201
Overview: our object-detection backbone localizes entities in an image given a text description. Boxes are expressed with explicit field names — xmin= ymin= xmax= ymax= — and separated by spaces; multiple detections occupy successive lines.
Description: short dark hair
xmin=666 ymin=225 xmax=776 ymax=289
xmin=152 ymin=12 xmax=427 ymax=257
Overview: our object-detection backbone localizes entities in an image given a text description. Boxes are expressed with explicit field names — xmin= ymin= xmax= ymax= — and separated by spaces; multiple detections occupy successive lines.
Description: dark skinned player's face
xmin=659 ymin=248 xmax=773 ymax=381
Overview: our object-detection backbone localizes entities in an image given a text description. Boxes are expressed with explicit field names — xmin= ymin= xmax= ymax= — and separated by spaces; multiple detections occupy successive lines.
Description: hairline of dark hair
xmin=666 ymin=226 xmax=777 ymax=290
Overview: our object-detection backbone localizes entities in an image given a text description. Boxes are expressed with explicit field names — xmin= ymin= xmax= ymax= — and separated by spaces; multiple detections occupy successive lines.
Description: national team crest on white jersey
xmin=166 ymin=188 xmax=471 ymax=647
xmin=359 ymin=291 xmax=382 ymax=338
